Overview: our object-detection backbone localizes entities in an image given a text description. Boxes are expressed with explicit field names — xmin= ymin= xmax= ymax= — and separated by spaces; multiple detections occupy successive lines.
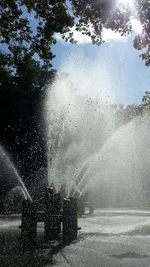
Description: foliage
xmin=133 ymin=0 xmax=150 ymax=66
xmin=142 ymin=90 xmax=150 ymax=106
xmin=70 ymin=0 xmax=150 ymax=66
xmin=0 ymin=0 xmax=74 ymax=90
xmin=1 ymin=0 xmax=150 ymax=90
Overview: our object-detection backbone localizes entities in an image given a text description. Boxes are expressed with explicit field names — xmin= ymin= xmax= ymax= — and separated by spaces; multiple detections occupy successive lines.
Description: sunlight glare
xmin=130 ymin=18 xmax=142 ymax=34
xmin=117 ymin=0 xmax=135 ymax=9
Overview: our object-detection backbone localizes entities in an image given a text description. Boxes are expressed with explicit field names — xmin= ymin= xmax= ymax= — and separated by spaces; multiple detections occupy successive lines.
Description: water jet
xmin=0 ymin=145 xmax=32 ymax=212
xmin=45 ymin=74 xmax=150 ymax=210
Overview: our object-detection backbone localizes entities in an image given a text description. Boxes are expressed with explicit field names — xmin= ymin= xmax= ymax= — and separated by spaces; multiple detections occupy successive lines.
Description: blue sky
xmin=1 ymin=2 xmax=149 ymax=106
xmin=52 ymin=31 xmax=150 ymax=105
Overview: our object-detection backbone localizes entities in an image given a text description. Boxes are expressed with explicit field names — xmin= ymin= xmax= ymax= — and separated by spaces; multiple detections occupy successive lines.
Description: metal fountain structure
xmin=20 ymin=187 xmax=80 ymax=249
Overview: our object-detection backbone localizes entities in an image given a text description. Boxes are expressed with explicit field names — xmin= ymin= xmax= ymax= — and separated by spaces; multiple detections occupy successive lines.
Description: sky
xmin=52 ymin=28 xmax=150 ymax=105
xmin=1 ymin=1 xmax=149 ymax=106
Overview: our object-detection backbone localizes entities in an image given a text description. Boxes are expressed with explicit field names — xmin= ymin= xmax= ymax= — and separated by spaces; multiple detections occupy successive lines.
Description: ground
xmin=1 ymin=209 xmax=150 ymax=266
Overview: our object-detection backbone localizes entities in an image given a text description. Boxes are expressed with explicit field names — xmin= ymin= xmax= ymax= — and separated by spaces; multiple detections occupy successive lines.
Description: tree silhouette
xmin=1 ymin=0 xmax=149 ymax=89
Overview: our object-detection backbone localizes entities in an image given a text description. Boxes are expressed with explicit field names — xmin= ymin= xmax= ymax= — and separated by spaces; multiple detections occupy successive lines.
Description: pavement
xmin=1 ymin=209 xmax=150 ymax=266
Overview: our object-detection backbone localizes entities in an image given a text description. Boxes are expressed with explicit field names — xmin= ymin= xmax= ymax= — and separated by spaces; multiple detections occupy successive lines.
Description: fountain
xmin=20 ymin=187 xmax=79 ymax=249
xmin=0 ymin=145 xmax=32 ymax=212
xmin=45 ymin=74 xmax=150 ymax=210
xmin=77 ymin=113 xmax=150 ymax=209
xmin=45 ymin=74 xmax=115 ymax=196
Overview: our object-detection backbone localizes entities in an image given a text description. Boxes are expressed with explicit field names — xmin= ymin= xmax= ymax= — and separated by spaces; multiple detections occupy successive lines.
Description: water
xmin=0 ymin=145 xmax=32 ymax=208
xmin=45 ymin=73 xmax=150 ymax=209
xmin=74 ymin=113 xmax=150 ymax=208
xmin=45 ymin=74 xmax=115 ymax=194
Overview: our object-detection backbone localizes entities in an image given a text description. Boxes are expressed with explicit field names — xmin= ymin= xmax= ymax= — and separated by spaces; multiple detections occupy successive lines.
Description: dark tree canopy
xmin=0 ymin=0 xmax=150 ymax=91
xmin=0 ymin=0 xmax=74 ymax=90
xmin=70 ymin=0 xmax=150 ymax=66
xmin=142 ymin=90 xmax=150 ymax=106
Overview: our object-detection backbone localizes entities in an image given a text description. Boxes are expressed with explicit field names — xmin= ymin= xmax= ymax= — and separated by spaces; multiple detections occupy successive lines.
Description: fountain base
xmin=20 ymin=187 xmax=79 ymax=250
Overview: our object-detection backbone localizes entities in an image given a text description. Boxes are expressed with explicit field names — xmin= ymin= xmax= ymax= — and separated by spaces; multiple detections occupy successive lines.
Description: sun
xmin=130 ymin=17 xmax=142 ymax=34
xmin=118 ymin=0 xmax=133 ymax=5
xmin=116 ymin=0 xmax=142 ymax=35
xmin=117 ymin=0 xmax=135 ymax=9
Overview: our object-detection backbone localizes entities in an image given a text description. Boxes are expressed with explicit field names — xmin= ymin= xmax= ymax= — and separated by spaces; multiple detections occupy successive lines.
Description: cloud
xmin=55 ymin=26 xmax=91 ymax=45
xmin=55 ymin=26 xmax=127 ymax=45
xmin=102 ymin=28 xmax=127 ymax=42
xmin=130 ymin=17 xmax=142 ymax=34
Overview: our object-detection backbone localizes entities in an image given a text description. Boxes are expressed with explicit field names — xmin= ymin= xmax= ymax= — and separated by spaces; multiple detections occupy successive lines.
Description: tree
xmin=142 ymin=90 xmax=150 ymax=106
xmin=0 ymin=0 xmax=72 ymax=179
xmin=70 ymin=0 xmax=150 ymax=66
xmin=1 ymin=0 xmax=150 ymax=90
xmin=0 ymin=0 xmax=75 ymax=90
